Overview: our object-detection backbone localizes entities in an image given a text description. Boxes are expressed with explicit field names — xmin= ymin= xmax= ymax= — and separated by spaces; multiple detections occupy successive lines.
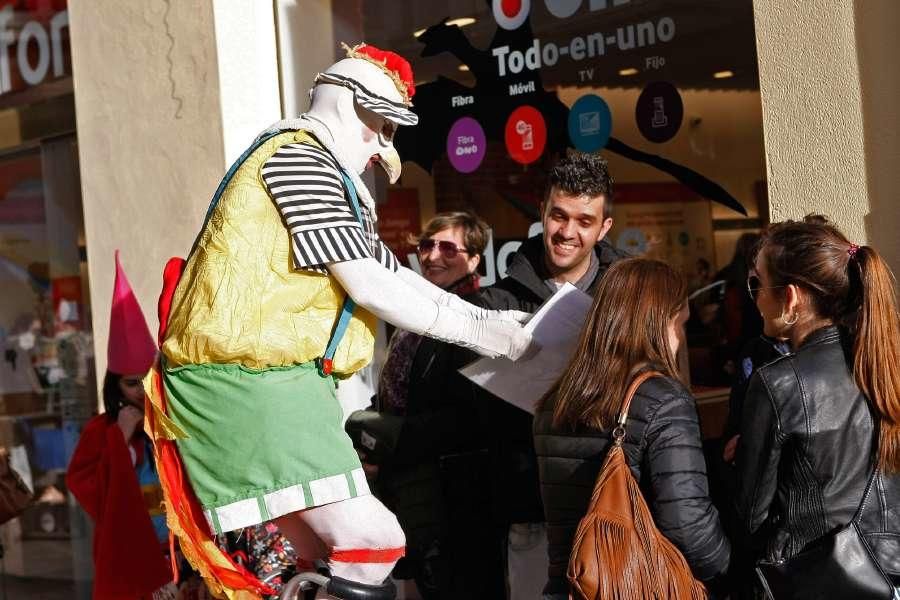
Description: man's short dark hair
xmin=546 ymin=152 xmax=614 ymax=218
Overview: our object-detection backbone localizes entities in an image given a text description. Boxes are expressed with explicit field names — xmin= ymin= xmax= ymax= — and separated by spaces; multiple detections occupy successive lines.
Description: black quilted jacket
xmin=533 ymin=374 xmax=731 ymax=594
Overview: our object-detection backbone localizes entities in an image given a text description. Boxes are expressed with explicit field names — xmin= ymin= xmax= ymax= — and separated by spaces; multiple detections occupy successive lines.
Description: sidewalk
xmin=0 ymin=575 xmax=85 ymax=600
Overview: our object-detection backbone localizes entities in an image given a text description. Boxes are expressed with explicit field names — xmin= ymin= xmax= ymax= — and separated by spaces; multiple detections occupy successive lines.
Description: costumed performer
xmin=146 ymin=43 xmax=533 ymax=599
xmin=67 ymin=251 xmax=177 ymax=600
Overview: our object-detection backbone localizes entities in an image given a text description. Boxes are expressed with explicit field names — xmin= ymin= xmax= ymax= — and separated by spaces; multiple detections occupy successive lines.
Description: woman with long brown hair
xmin=534 ymin=257 xmax=730 ymax=599
xmin=735 ymin=214 xmax=900 ymax=595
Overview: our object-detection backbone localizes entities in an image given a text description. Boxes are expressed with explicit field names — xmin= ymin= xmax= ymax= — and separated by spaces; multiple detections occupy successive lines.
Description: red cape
xmin=66 ymin=415 xmax=172 ymax=599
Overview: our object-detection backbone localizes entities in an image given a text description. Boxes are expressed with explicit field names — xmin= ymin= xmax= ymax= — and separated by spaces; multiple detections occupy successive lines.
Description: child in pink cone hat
xmin=66 ymin=252 xmax=176 ymax=600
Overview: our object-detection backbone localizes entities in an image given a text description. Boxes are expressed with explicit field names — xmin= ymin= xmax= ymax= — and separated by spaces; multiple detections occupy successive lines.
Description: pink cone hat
xmin=107 ymin=250 xmax=157 ymax=375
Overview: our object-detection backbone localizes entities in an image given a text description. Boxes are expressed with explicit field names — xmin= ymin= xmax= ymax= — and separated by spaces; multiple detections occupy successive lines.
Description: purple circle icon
xmin=447 ymin=117 xmax=486 ymax=173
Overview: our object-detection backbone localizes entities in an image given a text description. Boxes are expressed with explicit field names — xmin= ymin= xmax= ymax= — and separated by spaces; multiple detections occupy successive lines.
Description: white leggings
xmin=275 ymin=494 xmax=405 ymax=594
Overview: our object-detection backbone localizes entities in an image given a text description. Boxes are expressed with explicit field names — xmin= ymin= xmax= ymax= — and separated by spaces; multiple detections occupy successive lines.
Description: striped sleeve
xmin=261 ymin=142 xmax=372 ymax=272
xmin=374 ymin=239 xmax=399 ymax=272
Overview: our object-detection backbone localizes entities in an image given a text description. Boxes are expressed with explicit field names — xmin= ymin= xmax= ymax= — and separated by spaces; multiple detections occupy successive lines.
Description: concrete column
xmin=69 ymin=0 xmax=281 ymax=391
xmin=853 ymin=0 xmax=900 ymax=278
xmin=275 ymin=0 xmax=335 ymax=118
xmin=753 ymin=0 xmax=900 ymax=275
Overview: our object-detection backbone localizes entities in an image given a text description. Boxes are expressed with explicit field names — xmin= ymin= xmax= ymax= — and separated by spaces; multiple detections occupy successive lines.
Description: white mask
xmin=307 ymin=59 xmax=417 ymax=184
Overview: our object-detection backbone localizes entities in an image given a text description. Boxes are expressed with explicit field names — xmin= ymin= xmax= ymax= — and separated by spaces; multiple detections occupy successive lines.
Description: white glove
xmin=440 ymin=293 xmax=532 ymax=325
xmin=397 ymin=265 xmax=530 ymax=323
xmin=329 ymin=259 xmax=534 ymax=360
xmin=426 ymin=305 xmax=533 ymax=360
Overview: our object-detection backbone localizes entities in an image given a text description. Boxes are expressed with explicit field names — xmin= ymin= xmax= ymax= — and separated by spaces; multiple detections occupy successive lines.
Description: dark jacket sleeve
xmin=389 ymin=342 xmax=480 ymax=466
xmin=643 ymin=389 xmax=731 ymax=581
xmin=734 ymin=371 xmax=783 ymax=535
xmin=477 ymin=285 xmax=519 ymax=311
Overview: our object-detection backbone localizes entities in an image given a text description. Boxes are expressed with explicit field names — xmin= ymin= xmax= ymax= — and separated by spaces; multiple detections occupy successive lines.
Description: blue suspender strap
xmin=319 ymin=171 xmax=363 ymax=377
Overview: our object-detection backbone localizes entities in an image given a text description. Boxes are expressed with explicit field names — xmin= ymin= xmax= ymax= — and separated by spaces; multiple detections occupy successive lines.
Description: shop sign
xmin=493 ymin=0 xmax=633 ymax=31
xmin=490 ymin=0 xmax=674 ymax=79
xmin=0 ymin=5 xmax=69 ymax=95
xmin=492 ymin=18 xmax=674 ymax=77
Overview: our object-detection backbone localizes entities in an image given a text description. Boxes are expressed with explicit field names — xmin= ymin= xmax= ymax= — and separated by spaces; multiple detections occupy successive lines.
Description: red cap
xmin=349 ymin=43 xmax=416 ymax=103
xmin=107 ymin=250 xmax=157 ymax=375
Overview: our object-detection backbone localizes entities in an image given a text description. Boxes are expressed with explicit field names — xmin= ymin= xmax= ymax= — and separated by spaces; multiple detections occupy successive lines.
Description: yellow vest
xmin=161 ymin=131 xmax=376 ymax=374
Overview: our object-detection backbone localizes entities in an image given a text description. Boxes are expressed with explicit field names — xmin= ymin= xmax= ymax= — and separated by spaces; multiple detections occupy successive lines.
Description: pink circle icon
xmin=447 ymin=117 xmax=487 ymax=173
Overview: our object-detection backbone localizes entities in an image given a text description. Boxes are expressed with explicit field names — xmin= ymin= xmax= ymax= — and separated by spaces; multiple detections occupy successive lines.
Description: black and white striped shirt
xmin=261 ymin=141 xmax=399 ymax=274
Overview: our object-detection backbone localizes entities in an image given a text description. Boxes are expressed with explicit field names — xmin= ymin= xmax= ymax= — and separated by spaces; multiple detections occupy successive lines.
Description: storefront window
xmin=0 ymin=1 xmax=89 ymax=597
xmin=356 ymin=0 xmax=766 ymax=416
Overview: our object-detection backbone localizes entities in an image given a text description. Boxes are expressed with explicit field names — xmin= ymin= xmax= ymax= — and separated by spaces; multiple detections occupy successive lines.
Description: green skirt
xmin=163 ymin=360 xmax=368 ymax=534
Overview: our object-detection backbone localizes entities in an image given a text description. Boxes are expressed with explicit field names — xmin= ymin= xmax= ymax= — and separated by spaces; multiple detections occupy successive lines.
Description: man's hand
xmin=117 ymin=405 xmax=144 ymax=442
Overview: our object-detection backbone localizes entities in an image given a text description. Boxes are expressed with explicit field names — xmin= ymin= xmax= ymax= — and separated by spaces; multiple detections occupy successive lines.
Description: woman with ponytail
xmin=735 ymin=214 xmax=900 ymax=594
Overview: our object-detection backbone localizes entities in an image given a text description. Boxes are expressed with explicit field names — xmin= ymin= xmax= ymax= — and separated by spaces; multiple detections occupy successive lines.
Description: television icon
xmin=579 ymin=111 xmax=601 ymax=135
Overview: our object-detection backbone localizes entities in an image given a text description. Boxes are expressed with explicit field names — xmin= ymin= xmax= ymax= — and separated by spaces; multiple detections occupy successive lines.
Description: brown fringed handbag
xmin=567 ymin=371 xmax=707 ymax=600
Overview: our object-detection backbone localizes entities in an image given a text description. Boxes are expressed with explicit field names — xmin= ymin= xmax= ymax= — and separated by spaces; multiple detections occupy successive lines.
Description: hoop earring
xmin=781 ymin=310 xmax=798 ymax=326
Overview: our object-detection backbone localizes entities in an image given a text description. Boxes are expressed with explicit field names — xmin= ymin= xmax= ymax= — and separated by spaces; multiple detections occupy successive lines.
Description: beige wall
xmin=753 ymin=0 xmax=900 ymax=276
xmin=70 ymin=1 xmax=281 ymax=391
xmin=854 ymin=0 xmax=900 ymax=278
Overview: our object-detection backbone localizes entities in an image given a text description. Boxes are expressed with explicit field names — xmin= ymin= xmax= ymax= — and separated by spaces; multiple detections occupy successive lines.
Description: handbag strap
xmin=612 ymin=370 xmax=663 ymax=445
xmin=851 ymin=457 xmax=881 ymax=524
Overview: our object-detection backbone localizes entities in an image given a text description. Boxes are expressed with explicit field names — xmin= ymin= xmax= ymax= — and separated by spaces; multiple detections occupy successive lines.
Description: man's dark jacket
xmin=475 ymin=234 xmax=628 ymax=524
xmin=376 ymin=294 xmax=505 ymax=598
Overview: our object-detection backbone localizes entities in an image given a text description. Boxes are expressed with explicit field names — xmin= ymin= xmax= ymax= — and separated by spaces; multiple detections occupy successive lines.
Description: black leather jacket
xmin=534 ymin=374 xmax=731 ymax=594
xmin=735 ymin=326 xmax=900 ymax=582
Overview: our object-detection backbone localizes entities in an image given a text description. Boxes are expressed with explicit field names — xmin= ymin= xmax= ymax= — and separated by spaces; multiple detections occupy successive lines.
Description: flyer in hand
xmin=460 ymin=283 xmax=593 ymax=414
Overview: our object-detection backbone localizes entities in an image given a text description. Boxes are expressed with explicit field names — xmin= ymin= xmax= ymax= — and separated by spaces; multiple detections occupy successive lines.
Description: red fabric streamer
xmin=330 ymin=547 xmax=406 ymax=564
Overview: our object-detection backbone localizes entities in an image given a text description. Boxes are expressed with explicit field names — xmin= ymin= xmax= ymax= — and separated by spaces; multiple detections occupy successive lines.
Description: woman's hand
xmin=723 ymin=435 xmax=740 ymax=463
xmin=117 ymin=405 xmax=144 ymax=442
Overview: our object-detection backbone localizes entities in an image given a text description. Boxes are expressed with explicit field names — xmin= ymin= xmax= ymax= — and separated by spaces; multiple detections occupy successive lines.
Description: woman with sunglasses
xmin=346 ymin=211 xmax=505 ymax=599
xmin=735 ymin=215 xmax=900 ymax=596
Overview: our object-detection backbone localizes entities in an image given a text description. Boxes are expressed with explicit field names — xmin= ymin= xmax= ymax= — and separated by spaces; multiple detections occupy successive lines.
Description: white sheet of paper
xmin=460 ymin=283 xmax=594 ymax=414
